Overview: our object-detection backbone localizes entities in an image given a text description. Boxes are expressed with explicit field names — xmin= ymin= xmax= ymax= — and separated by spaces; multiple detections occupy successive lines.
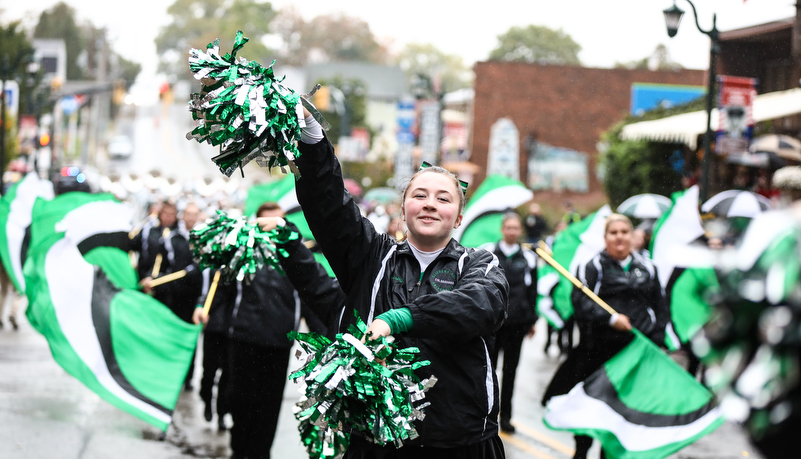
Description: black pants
xmin=227 ymin=341 xmax=290 ymax=459
xmin=491 ymin=323 xmax=529 ymax=421
xmin=346 ymin=434 xmax=505 ymax=459
xmin=185 ymin=348 xmax=196 ymax=388
xmin=574 ymin=435 xmax=606 ymax=459
xmin=559 ymin=317 xmax=575 ymax=352
xmin=199 ymin=331 xmax=229 ymax=418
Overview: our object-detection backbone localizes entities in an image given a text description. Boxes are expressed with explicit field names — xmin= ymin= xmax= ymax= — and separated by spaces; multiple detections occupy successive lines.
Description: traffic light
xmin=159 ymin=81 xmax=170 ymax=101
xmin=313 ymin=85 xmax=331 ymax=112
xmin=113 ymin=79 xmax=126 ymax=105
xmin=38 ymin=132 xmax=51 ymax=147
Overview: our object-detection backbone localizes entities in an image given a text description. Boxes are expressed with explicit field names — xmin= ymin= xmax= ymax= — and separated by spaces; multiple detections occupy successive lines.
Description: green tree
xmin=155 ymin=0 xmax=278 ymax=78
xmin=302 ymin=13 xmax=388 ymax=63
xmin=615 ymin=44 xmax=682 ymax=71
xmin=271 ymin=8 xmax=388 ymax=66
xmin=0 ymin=18 xmax=35 ymax=168
xmin=489 ymin=25 xmax=581 ymax=66
xmin=0 ymin=18 xmax=35 ymax=98
xmin=600 ymin=130 xmax=683 ymax=207
xmin=599 ymin=98 xmax=706 ymax=206
xmin=395 ymin=43 xmax=472 ymax=93
xmin=84 ymin=25 xmax=141 ymax=88
xmin=33 ymin=2 xmax=86 ymax=80
xmin=116 ymin=55 xmax=142 ymax=89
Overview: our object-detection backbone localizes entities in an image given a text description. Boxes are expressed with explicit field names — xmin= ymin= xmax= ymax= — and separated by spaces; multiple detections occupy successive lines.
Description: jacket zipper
xmin=409 ymin=272 xmax=424 ymax=297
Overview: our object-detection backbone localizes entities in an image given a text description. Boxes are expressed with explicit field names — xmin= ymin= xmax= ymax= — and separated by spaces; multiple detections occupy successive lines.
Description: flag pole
xmin=535 ymin=241 xmax=618 ymax=316
xmin=149 ymin=269 xmax=187 ymax=288
xmin=202 ymin=271 xmax=221 ymax=316
xmin=151 ymin=228 xmax=171 ymax=278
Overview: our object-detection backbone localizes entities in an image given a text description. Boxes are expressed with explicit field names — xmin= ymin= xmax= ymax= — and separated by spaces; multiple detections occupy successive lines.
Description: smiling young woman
xmin=284 ymin=108 xmax=509 ymax=458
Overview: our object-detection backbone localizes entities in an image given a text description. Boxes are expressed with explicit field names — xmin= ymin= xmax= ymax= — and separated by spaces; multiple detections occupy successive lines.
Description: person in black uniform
xmin=198 ymin=201 xmax=343 ymax=459
xmin=289 ymin=107 xmax=509 ymax=458
xmin=132 ymin=200 xmax=203 ymax=389
xmin=542 ymin=213 xmax=666 ymax=459
xmin=523 ymin=202 xmax=548 ymax=244
xmin=486 ymin=213 xmax=538 ymax=434
xmin=194 ymin=268 xmax=231 ymax=431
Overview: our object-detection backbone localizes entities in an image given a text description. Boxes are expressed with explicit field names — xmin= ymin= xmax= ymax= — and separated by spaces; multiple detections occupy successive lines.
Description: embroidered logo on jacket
xmin=430 ymin=269 xmax=456 ymax=291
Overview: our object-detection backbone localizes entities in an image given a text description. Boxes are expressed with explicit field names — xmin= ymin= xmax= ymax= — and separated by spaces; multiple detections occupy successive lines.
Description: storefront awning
xmin=620 ymin=88 xmax=801 ymax=149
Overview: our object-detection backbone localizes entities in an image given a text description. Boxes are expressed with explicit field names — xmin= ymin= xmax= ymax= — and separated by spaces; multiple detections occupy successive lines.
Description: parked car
xmin=108 ymin=135 xmax=133 ymax=159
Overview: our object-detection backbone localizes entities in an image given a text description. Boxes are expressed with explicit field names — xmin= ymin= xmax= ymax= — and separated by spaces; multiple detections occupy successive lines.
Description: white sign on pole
xmin=487 ymin=118 xmax=520 ymax=180
xmin=0 ymin=80 xmax=20 ymax=118
xmin=418 ymin=101 xmax=441 ymax=165
xmin=394 ymin=98 xmax=416 ymax=188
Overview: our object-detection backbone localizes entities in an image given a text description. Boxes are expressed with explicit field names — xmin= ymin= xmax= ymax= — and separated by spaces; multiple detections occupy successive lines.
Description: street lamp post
xmin=0 ymin=56 xmax=9 ymax=195
xmin=663 ymin=0 xmax=719 ymax=203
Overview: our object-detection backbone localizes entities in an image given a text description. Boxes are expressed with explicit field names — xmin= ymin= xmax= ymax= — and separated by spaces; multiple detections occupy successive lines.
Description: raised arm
xmin=294 ymin=122 xmax=393 ymax=293
xmin=268 ymin=220 xmax=346 ymax=330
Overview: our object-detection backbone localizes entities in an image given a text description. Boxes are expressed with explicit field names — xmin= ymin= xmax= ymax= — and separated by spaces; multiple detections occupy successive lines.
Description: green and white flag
xmin=650 ymin=185 xmax=716 ymax=348
xmin=24 ymin=193 xmax=199 ymax=431
xmin=245 ymin=175 xmax=333 ymax=276
xmin=537 ymin=205 xmax=611 ymax=328
xmin=454 ymin=175 xmax=533 ymax=248
xmin=0 ymin=173 xmax=54 ymax=293
xmin=544 ymin=330 xmax=724 ymax=458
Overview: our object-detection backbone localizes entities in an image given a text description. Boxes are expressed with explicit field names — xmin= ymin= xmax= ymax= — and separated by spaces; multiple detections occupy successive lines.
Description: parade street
xmin=0 ymin=311 xmax=761 ymax=459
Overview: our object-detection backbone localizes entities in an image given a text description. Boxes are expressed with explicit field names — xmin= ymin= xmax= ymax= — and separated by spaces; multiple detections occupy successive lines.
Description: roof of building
xmin=720 ymin=17 xmax=794 ymax=42
xmin=303 ymin=62 xmax=408 ymax=100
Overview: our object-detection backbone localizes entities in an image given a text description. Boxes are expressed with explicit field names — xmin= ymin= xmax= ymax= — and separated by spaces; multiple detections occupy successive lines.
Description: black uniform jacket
xmin=573 ymin=250 xmax=667 ymax=347
xmin=487 ymin=243 xmax=538 ymax=327
xmin=130 ymin=222 xmax=201 ymax=323
xmin=296 ymin=136 xmax=509 ymax=448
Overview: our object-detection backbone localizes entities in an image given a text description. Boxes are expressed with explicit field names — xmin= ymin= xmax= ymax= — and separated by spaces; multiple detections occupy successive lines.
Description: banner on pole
xmin=716 ymin=76 xmax=757 ymax=155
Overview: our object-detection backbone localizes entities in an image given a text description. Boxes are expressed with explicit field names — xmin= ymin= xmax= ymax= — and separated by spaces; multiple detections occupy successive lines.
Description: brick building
xmin=470 ymin=62 xmax=705 ymax=198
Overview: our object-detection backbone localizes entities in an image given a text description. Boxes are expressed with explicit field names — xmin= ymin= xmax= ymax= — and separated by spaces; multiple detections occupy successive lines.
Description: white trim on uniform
xmin=368 ymin=246 xmax=397 ymax=324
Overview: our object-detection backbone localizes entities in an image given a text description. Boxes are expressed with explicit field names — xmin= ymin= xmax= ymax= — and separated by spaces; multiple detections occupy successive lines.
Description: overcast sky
xmin=3 ymin=0 xmax=797 ymax=90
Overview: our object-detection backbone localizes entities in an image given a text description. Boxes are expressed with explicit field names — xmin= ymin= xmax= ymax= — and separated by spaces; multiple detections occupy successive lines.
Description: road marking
xmin=513 ymin=421 xmax=575 ymax=456
xmin=500 ymin=431 xmax=560 ymax=459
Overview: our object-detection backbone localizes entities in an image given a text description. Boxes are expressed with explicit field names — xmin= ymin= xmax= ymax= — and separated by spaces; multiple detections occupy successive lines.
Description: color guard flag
xmin=544 ymin=330 xmax=723 ymax=458
xmin=24 ymin=193 xmax=199 ymax=430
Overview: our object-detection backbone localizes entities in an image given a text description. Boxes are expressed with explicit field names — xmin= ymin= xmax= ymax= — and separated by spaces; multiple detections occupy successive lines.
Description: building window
xmin=528 ymin=142 xmax=589 ymax=192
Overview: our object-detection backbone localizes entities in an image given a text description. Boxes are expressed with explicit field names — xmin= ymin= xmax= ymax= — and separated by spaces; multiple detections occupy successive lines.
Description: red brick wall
xmin=470 ymin=62 xmax=706 ymax=194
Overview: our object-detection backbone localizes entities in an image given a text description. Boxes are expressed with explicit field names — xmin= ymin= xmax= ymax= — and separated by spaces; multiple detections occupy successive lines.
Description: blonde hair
xmin=401 ymin=167 xmax=466 ymax=214
xmin=604 ymin=213 xmax=633 ymax=234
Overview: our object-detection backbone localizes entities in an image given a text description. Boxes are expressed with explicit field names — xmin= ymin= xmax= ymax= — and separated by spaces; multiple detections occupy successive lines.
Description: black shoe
xmin=500 ymin=418 xmax=516 ymax=433
xmin=9 ymin=316 xmax=17 ymax=330
xmin=204 ymin=403 xmax=212 ymax=422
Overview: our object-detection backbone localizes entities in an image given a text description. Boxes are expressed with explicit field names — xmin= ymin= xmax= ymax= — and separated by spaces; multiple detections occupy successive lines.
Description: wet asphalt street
xmin=0 ymin=299 xmax=763 ymax=459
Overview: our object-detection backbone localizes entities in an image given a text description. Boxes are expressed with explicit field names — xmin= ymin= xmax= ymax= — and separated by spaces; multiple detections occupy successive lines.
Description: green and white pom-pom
xmin=189 ymin=210 xmax=297 ymax=283
xmin=288 ymin=313 xmax=437 ymax=457
xmin=187 ymin=30 xmax=305 ymax=177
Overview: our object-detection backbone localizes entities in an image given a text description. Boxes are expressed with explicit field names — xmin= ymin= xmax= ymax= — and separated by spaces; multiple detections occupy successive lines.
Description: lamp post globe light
xmin=662 ymin=4 xmax=684 ymax=38
xmin=663 ymin=0 xmax=719 ymax=202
